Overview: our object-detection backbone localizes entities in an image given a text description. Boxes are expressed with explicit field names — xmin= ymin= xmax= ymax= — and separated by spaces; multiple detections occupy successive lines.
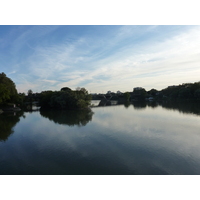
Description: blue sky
xmin=1 ymin=25 xmax=200 ymax=94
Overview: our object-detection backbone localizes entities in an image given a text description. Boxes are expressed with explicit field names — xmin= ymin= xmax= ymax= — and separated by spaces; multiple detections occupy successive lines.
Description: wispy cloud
xmin=1 ymin=25 xmax=200 ymax=93
xmin=7 ymin=70 xmax=17 ymax=75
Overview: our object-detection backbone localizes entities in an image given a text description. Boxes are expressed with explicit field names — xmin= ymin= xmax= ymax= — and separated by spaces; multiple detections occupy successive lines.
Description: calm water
xmin=1 ymin=101 xmax=200 ymax=175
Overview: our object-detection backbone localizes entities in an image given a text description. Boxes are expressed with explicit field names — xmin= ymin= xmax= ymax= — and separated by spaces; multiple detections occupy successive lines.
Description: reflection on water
xmin=130 ymin=100 xmax=200 ymax=115
xmin=0 ymin=101 xmax=200 ymax=175
xmin=132 ymin=101 xmax=147 ymax=109
xmin=97 ymin=100 xmax=200 ymax=116
xmin=40 ymin=109 xmax=94 ymax=126
xmin=160 ymin=101 xmax=200 ymax=116
xmin=0 ymin=111 xmax=24 ymax=142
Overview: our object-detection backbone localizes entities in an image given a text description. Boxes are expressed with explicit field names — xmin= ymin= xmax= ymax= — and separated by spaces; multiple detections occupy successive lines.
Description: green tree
xmin=194 ymin=89 xmax=200 ymax=99
xmin=0 ymin=84 xmax=10 ymax=104
xmin=40 ymin=87 xmax=91 ymax=110
xmin=179 ymin=88 xmax=192 ymax=99
xmin=148 ymin=89 xmax=158 ymax=97
xmin=28 ymin=89 xmax=33 ymax=96
xmin=0 ymin=72 xmax=18 ymax=104
xmin=133 ymin=88 xmax=147 ymax=101
xmin=39 ymin=91 xmax=54 ymax=108
xmin=124 ymin=92 xmax=130 ymax=101
xmin=61 ymin=87 xmax=72 ymax=92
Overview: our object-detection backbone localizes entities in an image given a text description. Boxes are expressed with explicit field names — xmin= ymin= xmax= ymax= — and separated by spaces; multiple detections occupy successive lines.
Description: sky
xmin=1 ymin=25 xmax=200 ymax=94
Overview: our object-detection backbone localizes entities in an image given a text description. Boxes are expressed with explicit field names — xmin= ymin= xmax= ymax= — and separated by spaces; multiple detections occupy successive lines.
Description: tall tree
xmin=0 ymin=72 xmax=18 ymax=104
xmin=27 ymin=89 xmax=33 ymax=96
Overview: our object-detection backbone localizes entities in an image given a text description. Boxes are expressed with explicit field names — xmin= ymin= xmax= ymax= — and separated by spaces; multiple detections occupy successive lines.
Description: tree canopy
xmin=40 ymin=87 xmax=92 ymax=110
xmin=160 ymin=82 xmax=200 ymax=101
xmin=0 ymin=72 xmax=18 ymax=104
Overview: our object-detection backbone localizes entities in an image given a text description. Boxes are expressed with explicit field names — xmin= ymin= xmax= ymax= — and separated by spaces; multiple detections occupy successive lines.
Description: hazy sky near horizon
xmin=1 ymin=25 xmax=200 ymax=93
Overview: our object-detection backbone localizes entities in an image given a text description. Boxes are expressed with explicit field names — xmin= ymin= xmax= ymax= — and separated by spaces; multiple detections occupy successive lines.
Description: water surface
xmin=1 ymin=101 xmax=200 ymax=175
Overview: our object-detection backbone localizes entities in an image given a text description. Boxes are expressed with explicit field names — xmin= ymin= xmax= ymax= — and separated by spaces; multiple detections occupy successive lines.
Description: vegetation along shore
xmin=0 ymin=72 xmax=200 ymax=113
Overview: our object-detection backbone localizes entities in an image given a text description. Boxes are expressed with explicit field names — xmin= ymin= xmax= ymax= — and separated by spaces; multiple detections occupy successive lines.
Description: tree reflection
xmin=131 ymin=100 xmax=200 ymax=115
xmin=132 ymin=101 xmax=147 ymax=109
xmin=124 ymin=101 xmax=131 ymax=108
xmin=160 ymin=101 xmax=200 ymax=116
xmin=40 ymin=109 xmax=94 ymax=126
xmin=146 ymin=101 xmax=159 ymax=108
xmin=0 ymin=111 xmax=24 ymax=142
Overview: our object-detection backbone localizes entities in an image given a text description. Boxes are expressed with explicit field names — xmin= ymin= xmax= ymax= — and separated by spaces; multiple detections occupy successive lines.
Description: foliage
xmin=0 ymin=84 xmax=10 ymax=104
xmin=17 ymin=93 xmax=26 ymax=105
xmin=160 ymin=82 xmax=200 ymax=101
xmin=28 ymin=89 xmax=33 ymax=96
xmin=39 ymin=91 xmax=54 ymax=108
xmin=61 ymin=87 xmax=72 ymax=92
xmin=194 ymin=89 xmax=200 ymax=99
xmin=0 ymin=72 xmax=18 ymax=104
xmin=148 ymin=89 xmax=158 ymax=97
xmin=124 ymin=92 xmax=130 ymax=100
xmin=132 ymin=88 xmax=147 ymax=101
xmin=40 ymin=87 xmax=92 ymax=110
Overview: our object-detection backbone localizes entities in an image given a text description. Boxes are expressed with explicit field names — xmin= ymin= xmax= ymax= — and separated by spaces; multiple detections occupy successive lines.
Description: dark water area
xmin=1 ymin=101 xmax=200 ymax=175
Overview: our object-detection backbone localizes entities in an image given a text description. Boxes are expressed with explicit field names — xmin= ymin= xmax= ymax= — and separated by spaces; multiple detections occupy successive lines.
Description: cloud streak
xmin=1 ymin=25 xmax=200 ymax=93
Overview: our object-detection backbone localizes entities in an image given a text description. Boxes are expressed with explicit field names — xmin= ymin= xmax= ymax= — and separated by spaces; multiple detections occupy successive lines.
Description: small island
xmin=39 ymin=87 xmax=92 ymax=110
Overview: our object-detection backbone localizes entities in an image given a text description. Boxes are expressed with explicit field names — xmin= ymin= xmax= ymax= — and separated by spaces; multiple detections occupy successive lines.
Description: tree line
xmin=0 ymin=73 xmax=92 ymax=110
xmin=1 ymin=72 xmax=200 ymax=110
xmin=123 ymin=82 xmax=200 ymax=102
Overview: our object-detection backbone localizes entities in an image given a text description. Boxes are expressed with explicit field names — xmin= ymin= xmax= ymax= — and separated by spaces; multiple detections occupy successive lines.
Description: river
xmin=0 ymin=101 xmax=200 ymax=175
